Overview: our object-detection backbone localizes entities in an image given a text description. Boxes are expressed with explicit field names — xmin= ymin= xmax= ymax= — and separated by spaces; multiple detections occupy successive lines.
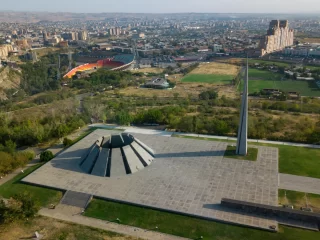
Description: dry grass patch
xmin=278 ymin=189 xmax=320 ymax=213
xmin=0 ymin=217 xmax=140 ymax=240
xmin=132 ymin=68 xmax=163 ymax=74
xmin=190 ymin=62 xmax=240 ymax=76
xmin=300 ymin=38 xmax=320 ymax=43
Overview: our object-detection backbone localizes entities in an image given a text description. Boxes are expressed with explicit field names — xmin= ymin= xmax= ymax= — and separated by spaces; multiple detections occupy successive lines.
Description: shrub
xmin=63 ymin=138 xmax=73 ymax=147
xmin=40 ymin=150 xmax=54 ymax=162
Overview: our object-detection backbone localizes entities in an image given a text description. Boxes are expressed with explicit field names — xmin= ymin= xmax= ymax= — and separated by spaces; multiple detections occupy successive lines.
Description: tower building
xmin=260 ymin=20 xmax=294 ymax=56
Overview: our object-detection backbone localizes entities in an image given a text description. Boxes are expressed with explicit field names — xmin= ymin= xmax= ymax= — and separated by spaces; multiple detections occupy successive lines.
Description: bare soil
xmin=190 ymin=62 xmax=240 ymax=76
xmin=0 ymin=217 xmax=139 ymax=240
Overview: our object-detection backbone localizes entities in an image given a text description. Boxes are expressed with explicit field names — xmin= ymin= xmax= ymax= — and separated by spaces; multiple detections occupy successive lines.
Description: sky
xmin=1 ymin=0 xmax=320 ymax=13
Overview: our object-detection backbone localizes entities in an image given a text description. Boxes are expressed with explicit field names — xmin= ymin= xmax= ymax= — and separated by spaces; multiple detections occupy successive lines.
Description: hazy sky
xmin=2 ymin=0 xmax=320 ymax=13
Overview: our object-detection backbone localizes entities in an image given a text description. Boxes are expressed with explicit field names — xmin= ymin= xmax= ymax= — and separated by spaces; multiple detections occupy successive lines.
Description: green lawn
xmin=173 ymin=135 xmax=320 ymax=179
xmin=248 ymin=59 xmax=320 ymax=71
xmin=84 ymin=199 xmax=319 ymax=240
xmin=238 ymin=68 xmax=320 ymax=97
xmin=279 ymin=189 xmax=320 ymax=213
xmin=248 ymin=59 xmax=290 ymax=68
xmin=277 ymin=145 xmax=320 ymax=178
xmin=0 ymin=164 xmax=62 ymax=206
xmin=224 ymin=145 xmax=258 ymax=161
xmin=248 ymin=69 xmax=282 ymax=80
xmin=181 ymin=74 xmax=234 ymax=84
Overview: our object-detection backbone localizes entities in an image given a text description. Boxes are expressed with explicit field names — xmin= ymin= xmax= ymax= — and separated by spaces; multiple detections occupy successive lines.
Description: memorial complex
xmin=22 ymin=61 xmax=319 ymax=232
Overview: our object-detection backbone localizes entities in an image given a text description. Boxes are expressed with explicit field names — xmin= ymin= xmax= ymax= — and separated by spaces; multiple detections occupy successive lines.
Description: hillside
xmin=0 ymin=67 xmax=21 ymax=100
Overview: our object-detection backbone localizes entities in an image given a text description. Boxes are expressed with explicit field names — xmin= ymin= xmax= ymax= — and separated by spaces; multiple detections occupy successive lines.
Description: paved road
xmin=279 ymin=174 xmax=320 ymax=195
xmin=39 ymin=204 xmax=190 ymax=240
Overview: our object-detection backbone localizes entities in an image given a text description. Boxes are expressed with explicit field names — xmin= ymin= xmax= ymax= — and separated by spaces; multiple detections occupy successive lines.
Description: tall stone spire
xmin=236 ymin=58 xmax=248 ymax=155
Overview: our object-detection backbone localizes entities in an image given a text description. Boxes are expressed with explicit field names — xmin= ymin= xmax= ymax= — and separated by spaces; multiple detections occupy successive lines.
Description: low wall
xmin=221 ymin=198 xmax=320 ymax=230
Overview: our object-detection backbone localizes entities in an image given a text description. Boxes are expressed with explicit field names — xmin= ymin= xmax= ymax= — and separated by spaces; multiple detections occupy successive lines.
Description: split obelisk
xmin=236 ymin=59 xmax=249 ymax=155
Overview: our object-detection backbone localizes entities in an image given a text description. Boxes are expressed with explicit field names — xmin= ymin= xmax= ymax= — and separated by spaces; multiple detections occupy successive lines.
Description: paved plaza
xmin=23 ymin=129 xmax=279 ymax=230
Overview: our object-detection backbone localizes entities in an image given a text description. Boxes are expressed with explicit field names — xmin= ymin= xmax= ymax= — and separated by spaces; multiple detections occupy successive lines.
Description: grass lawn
xmin=181 ymin=74 xmax=234 ymax=84
xmin=248 ymin=69 xmax=282 ymax=80
xmin=248 ymin=59 xmax=290 ymax=68
xmin=224 ymin=145 xmax=258 ymax=161
xmin=277 ymin=145 xmax=320 ymax=179
xmin=84 ymin=199 xmax=319 ymax=240
xmin=279 ymin=189 xmax=320 ymax=213
xmin=0 ymin=164 xmax=62 ymax=206
xmin=238 ymin=68 xmax=320 ymax=97
xmin=173 ymin=135 xmax=320 ymax=179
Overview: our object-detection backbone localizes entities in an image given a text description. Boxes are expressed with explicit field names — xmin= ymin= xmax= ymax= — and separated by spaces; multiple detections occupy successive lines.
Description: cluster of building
xmin=0 ymin=44 xmax=13 ymax=59
xmin=2 ymin=14 xmax=320 ymax=69
xmin=259 ymin=20 xmax=294 ymax=56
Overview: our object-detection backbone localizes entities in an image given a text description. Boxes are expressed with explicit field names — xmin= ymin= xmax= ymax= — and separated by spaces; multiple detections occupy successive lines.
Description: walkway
xmin=88 ymin=124 xmax=320 ymax=149
xmin=0 ymin=159 xmax=39 ymax=185
xmin=279 ymin=174 xmax=320 ymax=195
xmin=39 ymin=204 xmax=190 ymax=240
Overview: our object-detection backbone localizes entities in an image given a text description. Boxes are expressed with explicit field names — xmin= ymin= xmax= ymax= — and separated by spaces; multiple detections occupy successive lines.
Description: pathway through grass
xmin=0 ymin=164 xmax=62 ymax=206
xmin=85 ymin=199 xmax=319 ymax=240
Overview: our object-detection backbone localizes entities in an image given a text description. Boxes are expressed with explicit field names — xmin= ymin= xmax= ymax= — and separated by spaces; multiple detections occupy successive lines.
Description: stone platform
xmin=23 ymin=129 xmax=279 ymax=231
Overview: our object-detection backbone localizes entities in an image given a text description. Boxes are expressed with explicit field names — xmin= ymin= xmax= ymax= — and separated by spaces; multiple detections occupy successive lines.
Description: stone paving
xmin=23 ymin=129 xmax=279 ymax=231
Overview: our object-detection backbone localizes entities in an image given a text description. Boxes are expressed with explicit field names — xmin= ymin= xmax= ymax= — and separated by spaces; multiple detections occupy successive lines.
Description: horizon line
xmin=1 ymin=10 xmax=320 ymax=15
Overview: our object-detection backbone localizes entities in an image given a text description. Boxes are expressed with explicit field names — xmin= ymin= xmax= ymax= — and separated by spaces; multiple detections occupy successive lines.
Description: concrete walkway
xmin=88 ymin=124 xmax=320 ymax=149
xmin=0 ymin=161 xmax=38 ymax=185
xmin=39 ymin=204 xmax=190 ymax=240
xmin=279 ymin=174 xmax=320 ymax=195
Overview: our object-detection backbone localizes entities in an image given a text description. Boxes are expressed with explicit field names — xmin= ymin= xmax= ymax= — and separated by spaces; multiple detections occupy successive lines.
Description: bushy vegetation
xmin=0 ymin=192 xmax=39 ymax=224
xmin=63 ymin=137 xmax=73 ymax=147
xmin=0 ymin=109 xmax=86 ymax=147
xmin=72 ymin=68 xmax=138 ymax=89
xmin=0 ymin=150 xmax=35 ymax=176
xmin=33 ymin=91 xmax=74 ymax=105
xmin=40 ymin=150 xmax=54 ymax=162
xmin=83 ymin=91 xmax=320 ymax=144
xmin=20 ymin=53 xmax=70 ymax=95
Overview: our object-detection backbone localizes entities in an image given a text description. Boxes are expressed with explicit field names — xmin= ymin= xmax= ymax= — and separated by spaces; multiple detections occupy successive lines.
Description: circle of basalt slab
xmin=80 ymin=133 xmax=154 ymax=177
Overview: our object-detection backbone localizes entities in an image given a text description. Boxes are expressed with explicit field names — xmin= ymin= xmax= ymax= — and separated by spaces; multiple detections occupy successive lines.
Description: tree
xmin=307 ymin=129 xmax=320 ymax=144
xmin=199 ymin=90 xmax=218 ymax=100
xmin=63 ymin=138 xmax=73 ymax=147
xmin=115 ymin=111 xmax=132 ymax=125
xmin=14 ymin=192 xmax=40 ymax=218
xmin=4 ymin=140 xmax=16 ymax=154
xmin=0 ymin=192 xmax=39 ymax=223
xmin=40 ymin=150 xmax=54 ymax=162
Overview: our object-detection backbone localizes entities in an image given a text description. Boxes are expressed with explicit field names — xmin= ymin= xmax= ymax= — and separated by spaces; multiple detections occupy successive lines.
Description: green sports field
xmin=239 ymin=69 xmax=320 ymax=97
xmin=248 ymin=69 xmax=282 ymax=80
xmin=181 ymin=74 xmax=234 ymax=84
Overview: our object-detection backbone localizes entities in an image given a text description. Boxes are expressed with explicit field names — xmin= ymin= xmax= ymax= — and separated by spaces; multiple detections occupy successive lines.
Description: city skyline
xmin=1 ymin=0 xmax=320 ymax=14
